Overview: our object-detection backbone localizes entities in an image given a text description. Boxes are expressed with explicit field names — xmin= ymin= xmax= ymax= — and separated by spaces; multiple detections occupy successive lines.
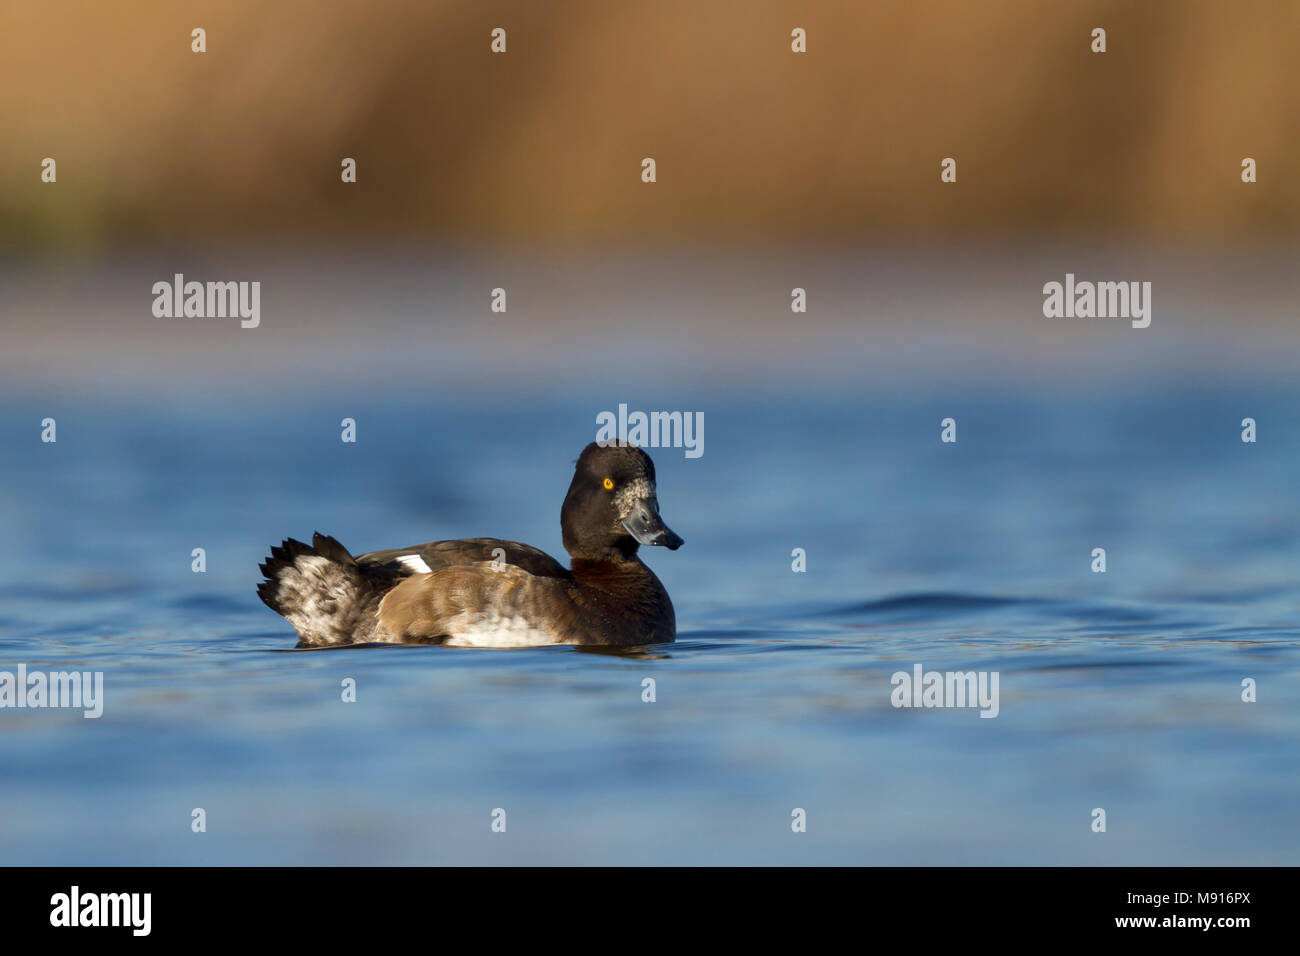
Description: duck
xmin=257 ymin=442 xmax=683 ymax=648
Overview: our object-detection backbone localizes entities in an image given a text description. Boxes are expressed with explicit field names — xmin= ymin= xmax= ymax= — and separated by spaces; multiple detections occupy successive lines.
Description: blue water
xmin=1 ymin=383 xmax=1296 ymax=864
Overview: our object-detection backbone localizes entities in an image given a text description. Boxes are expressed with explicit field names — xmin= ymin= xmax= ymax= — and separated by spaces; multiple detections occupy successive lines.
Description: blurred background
xmin=4 ymin=0 xmax=1300 ymax=245
xmin=1 ymin=1 xmax=1297 ymax=865
xmin=1 ymin=0 xmax=1297 ymax=391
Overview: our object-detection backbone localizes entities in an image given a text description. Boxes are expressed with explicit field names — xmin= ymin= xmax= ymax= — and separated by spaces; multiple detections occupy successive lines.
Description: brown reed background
xmin=3 ymin=0 xmax=1297 ymax=252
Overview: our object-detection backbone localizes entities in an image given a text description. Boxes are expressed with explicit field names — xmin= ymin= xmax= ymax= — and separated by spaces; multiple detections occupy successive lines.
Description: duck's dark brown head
xmin=561 ymin=442 xmax=684 ymax=561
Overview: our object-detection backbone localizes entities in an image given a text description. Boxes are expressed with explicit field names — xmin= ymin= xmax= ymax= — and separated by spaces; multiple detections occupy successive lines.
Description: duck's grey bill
xmin=622 ymin=497 xmax=684 ymax=550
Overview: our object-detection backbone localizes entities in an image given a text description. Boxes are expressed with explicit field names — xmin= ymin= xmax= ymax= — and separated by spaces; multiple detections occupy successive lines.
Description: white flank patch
xmin=441 ymin=615 xmax=561 ymax=649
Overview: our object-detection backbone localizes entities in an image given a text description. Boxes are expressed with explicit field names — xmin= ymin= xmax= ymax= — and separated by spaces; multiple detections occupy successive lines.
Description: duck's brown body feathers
xmin=375 ymin=548 xmax=674 ymax=647
xmin=258 ymin=443 xmax=682 ymax=649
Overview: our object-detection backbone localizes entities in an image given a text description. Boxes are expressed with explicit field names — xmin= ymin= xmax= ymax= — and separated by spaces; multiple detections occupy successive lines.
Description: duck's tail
xmin=257 ymin=532 xmax=388 ymax=646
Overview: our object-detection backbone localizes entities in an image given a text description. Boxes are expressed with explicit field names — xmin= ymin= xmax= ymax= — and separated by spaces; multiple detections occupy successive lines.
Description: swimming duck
xmin=257 ymin=442 xmax=682 ymax=648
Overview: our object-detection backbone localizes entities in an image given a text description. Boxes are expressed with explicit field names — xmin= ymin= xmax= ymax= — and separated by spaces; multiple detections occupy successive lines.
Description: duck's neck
xmin=569 ymin=554 xmax=675 ymax=641
xmin=569 ymin=552 xmax=656 ymax=590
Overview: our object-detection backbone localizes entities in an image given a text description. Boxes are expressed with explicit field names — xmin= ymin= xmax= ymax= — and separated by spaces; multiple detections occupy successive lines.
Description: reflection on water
xmin=0 ymin=385 xmax=1297 ymax=864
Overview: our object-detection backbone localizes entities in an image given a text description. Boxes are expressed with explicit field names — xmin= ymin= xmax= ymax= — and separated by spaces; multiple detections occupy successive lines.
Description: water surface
xmin=1 ymin=385 xmax=1296 ymax=864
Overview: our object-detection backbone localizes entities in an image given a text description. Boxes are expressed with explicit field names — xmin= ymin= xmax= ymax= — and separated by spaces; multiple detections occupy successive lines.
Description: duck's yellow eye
xmin=603 ymin=477 xmax=614 ymax=490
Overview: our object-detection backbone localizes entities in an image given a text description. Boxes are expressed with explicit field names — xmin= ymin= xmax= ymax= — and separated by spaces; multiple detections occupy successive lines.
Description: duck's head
xmin=562 ymin=442 xmax=684 ymax=560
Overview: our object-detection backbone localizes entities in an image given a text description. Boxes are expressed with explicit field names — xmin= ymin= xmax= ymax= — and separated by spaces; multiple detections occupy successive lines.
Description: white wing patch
xmin=396 ymin=554 xmax=433 ymax=574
